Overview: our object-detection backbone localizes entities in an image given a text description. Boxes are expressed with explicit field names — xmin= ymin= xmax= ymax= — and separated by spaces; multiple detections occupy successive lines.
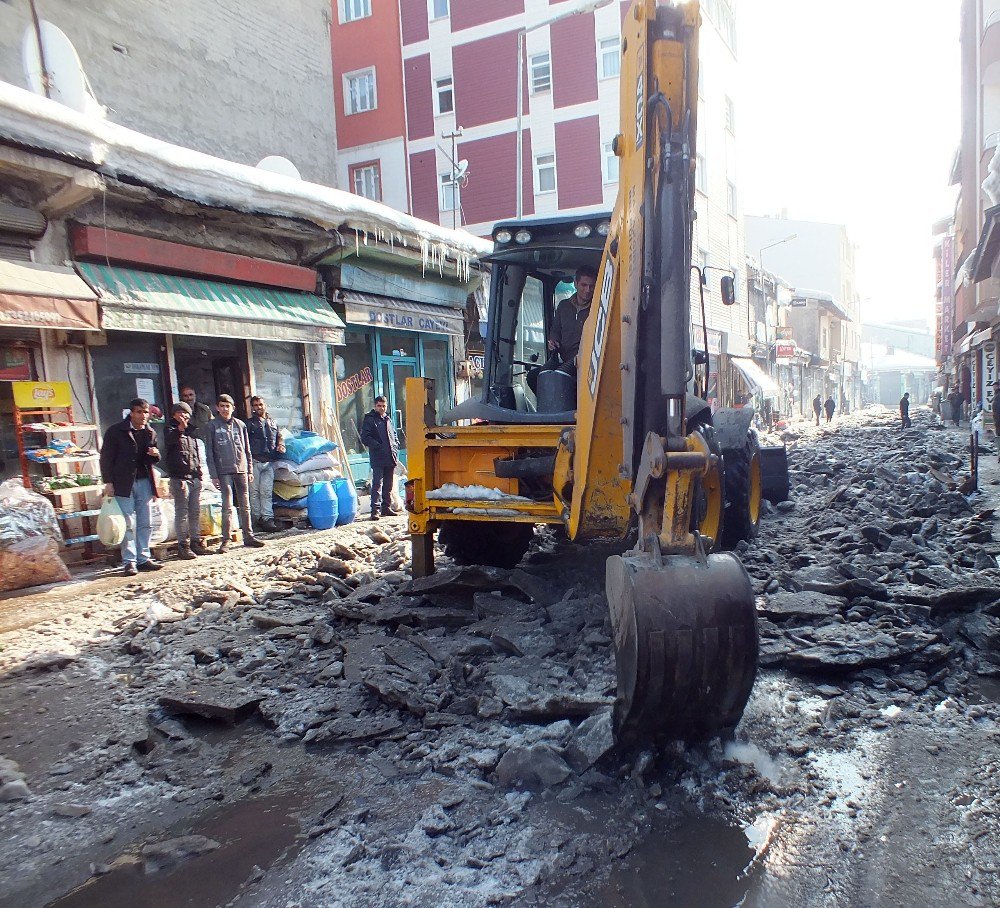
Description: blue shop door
xmin=379 ymin=357 xmax=416 ymax=475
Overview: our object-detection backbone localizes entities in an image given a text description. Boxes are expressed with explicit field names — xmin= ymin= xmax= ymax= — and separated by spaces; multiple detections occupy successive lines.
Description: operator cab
xmin=443 ymin=213 xmax=610 ymax=426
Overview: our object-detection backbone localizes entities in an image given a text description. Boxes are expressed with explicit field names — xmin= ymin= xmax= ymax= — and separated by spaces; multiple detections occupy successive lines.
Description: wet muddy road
xmin=2 ymin=407 xmax=1000 ymax=907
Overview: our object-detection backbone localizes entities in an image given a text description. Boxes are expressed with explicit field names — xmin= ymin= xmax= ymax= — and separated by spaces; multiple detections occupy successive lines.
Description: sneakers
xmin=137 ymin=559 xmax=163 ymax=572
xmin=122 ymin=562 xmax=138 ymax=577
xmin=244 ymin=535 xmax=265 ymax=548
xmin=190 ymin=540 xmax=210 ymax=556
xmin=218 ymin=541 xmax=230 ymax=555
xmin=178 ymin=545 xmax=198 ymax=560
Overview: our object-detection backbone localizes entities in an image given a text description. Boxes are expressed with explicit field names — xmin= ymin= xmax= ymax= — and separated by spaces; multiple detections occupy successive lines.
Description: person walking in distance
xmin=899 ymin=392 xmax=911 ymax=429
xmin=812 ymin=394 xmax=822 ymax=426
xmin=361 ymin=395 xmax=399 ymax=520
xmin=164 ymin=401 xmax=208 ymax=558
xmin=824 ymin=395 xmax=836 ymax=423
xmin=99 ymin=398 xmax=163 ymax=576
xmin=204 ymin=394 xmax=264 ymax=552
xmin=247 ymin=395 xmax=285 ymax=533
xmin=948 ymin=388 xmax=963 ymax=427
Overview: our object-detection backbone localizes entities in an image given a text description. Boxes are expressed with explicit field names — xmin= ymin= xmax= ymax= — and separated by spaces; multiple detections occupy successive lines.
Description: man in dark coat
xmin=899 ymin=392 xmax=911 ymax=429
xmin=100 ymin=397 xmax=162 ymax=576
xmin=824 ymin=395 xmax=836 ymax=423
xmin=164 ymin=401 xmax=207 ymax=558
xmin=948 ymin=388 xmax=963 ymax=427
xmin=179 ymin=386 xmax=213 ymax=439
xmin=812 ymin=394 xmax=822 ymax=426
xmin=360 ymin=395 xmax=399 ymax=520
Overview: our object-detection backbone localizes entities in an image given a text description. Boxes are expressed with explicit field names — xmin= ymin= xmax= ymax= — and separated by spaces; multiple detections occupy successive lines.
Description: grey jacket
xmin=204 ymin=415 xmax=251 ymax=478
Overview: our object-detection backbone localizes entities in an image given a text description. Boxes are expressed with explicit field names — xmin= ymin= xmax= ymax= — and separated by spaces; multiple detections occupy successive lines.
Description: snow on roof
xmin=0 ymin=81 xmax=492 ymax=278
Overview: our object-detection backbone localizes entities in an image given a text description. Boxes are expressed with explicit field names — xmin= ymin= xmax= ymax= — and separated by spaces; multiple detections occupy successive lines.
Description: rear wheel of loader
xmin=438 ymin=522 xmax=534 ymax=569
xmin=721 ymin=431 xmax=762 ymax=548
xmin=606 ymin=551 xmax=758 ymax=745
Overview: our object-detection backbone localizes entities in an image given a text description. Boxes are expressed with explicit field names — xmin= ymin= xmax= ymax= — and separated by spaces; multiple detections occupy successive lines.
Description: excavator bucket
xmin=606 ymin=550 xmax=758 ymax=746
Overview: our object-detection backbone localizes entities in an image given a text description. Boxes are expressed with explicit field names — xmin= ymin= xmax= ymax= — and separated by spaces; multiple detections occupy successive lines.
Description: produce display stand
xmin=12 ymin=381 xmax=103 ymax=563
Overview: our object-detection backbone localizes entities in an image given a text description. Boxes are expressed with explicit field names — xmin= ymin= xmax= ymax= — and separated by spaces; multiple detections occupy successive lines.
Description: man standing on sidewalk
xmin=247 ymin=395 xmax=284 ymax=533
xmin=100 ymin=398 xmax=163 ymax=576
xmin=179 ymin=386 xmax=213 ymax=439
xmin=204 ymin=394 xmax=264 ymax=552
xmin=360 ymin=395 xmax=399 ymax=520
xmin=164 ymin=402 xmax=208 ymax=559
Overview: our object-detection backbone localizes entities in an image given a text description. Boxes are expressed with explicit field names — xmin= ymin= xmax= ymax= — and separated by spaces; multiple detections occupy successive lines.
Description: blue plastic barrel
xmin=333 ymin=477 xmax=358 ymax=525
xmin=307 ymin=481 xmax=339 ymax=530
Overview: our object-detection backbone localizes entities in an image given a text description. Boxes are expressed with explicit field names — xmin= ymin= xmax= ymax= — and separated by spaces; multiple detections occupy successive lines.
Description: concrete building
xmin=330 ymin=0 xmax=753 ymax=406
xmin=0 ymin=0 xmax=339 ymax=183
xmin=745 ymin=214 xmax=863 ymax=409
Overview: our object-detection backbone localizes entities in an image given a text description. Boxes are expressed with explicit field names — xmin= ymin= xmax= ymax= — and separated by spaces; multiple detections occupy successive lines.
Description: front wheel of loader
xmin=690 ymin=424 xmax=724 ymax=553
xmin=721 ymin=431 xmax=762 ymax=549
xmin=606 ymin=551 xmax=758 ymax=745
xmin=438 ymin=522 xmax=534 ymax=569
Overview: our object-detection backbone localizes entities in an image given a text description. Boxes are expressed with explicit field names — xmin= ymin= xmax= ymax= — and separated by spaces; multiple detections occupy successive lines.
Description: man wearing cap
xmin=164 ymin=401 xmax=208 ymax=559
xmin=204 ymin=394 xmax=264 ymax=552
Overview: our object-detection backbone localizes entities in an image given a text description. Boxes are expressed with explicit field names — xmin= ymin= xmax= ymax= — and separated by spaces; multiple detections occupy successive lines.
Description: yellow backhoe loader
xmin=404 ymin=0 xmax=768 ymax=747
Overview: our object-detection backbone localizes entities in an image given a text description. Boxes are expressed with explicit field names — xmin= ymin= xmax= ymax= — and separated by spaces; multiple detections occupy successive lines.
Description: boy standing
xmin=165 ymin=401 xmax=207 ymax=558
xmin=247 ymin=395 xmax=285 ymax=532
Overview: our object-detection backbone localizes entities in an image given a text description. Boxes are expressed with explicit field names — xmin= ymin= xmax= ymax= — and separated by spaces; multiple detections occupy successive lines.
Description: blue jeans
xmin=116 ymin=478 xmax=154 ymax=566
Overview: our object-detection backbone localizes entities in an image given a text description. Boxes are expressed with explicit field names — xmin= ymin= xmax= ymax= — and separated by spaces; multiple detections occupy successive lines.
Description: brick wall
xmin=554 ymin=117 xmax=603 ymax=209
xmin=405 ymin=54 xmax=435 ymax=140
xmin=551 ymin=12 xmax=597 ymax=108
xmin=453 ymin=31 xmax=522 ymax=129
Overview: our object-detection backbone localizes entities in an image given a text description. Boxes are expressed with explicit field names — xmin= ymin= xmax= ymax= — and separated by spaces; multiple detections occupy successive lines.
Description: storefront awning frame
xmin=730 ymin=356 xmax=781 ymax=399
xmin=0 ymin=259 xmax=100 ymax=331
xmin=339 ymin=289 xmax=465 ymax=336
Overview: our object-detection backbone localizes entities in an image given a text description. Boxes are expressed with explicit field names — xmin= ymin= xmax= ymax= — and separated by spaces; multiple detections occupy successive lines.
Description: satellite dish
xmin=21 ymin=22 xmax=105 ymax=117
xmin=454 ymin=159 xmax=469 ymax=181
xmin=256 ymin=156 xmax=302 ymax=180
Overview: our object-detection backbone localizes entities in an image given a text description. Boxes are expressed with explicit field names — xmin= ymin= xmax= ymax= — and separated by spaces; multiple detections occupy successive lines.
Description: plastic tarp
xmin=730 ymin=357 xmax=780 ymax=399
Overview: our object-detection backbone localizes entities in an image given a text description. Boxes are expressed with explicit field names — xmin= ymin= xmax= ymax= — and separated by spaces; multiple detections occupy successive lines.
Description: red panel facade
xmin=400 ymin=0 xmax=429 ymax=44
xmin=453 ymin=32 xmax=521 ymax=129
xmin=554 ymin=117 xmax=603 ymax=209
xmin=410 ymin=150 xmax=440 ymax=223
xmin=451 ymin=0 xmax=524 ymax=32
xmin=405 ymin=54 xmax=435 ymax=140
xmin=551 ymin=12 xmax=597 ymax=108
xmin=457 ymin=131 xmax=533 ymax=226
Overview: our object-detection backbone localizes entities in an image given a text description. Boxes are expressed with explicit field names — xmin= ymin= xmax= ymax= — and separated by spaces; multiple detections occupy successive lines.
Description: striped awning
xmin=77 ymin=263 xmax=345 ymax=345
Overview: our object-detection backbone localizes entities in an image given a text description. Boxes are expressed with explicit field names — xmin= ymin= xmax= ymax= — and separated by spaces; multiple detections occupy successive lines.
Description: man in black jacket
xmin=899 ymin=392 xmax=911 ymax=429
xmin=164 ymin=402 xmax=207 ymax=558
xmin=360 ymin=395 xmax=399 ymax=520
xmin=247 ymin=395 xmax=285 ymax=533
xmin=100 ymin=397 xmax=162 ymax=576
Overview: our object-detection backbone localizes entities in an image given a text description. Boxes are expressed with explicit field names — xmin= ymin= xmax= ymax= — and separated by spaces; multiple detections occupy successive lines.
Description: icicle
xmin=363 ymin=231 xmax=369 ymax=246
xmin=437 ymin=243 xmax=447 ymax=276
xmin=354 ymin=229 xmax=361 ymax=256
xmin=420 ymin=237 xmax=430 ymax=275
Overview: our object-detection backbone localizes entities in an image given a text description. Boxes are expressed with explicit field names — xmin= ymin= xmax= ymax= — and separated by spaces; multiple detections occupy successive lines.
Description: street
xmin=1 ymin=406 xmax=999 ymax=907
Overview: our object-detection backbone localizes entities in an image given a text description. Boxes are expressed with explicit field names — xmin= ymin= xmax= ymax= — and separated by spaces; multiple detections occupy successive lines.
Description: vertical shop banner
xmin=940 ymin=235 xmax=955 ymax=358
xmin=972 ymin=352 xmax=979 ymax=410
xmin=985 ymin=342 xmax=997 ymax=412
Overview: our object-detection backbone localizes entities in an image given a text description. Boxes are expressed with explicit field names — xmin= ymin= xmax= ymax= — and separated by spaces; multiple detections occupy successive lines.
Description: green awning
xmin=77 ymin=263 xmax=345 ymax=345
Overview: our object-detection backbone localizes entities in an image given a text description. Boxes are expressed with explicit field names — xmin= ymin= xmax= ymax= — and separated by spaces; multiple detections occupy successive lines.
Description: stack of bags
xmin=271 ymin=431 xmax=342 ymax=520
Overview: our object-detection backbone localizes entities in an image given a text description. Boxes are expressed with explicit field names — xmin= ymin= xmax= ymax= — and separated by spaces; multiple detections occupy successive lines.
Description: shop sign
xmin=775 ymin=342 xmax=796 ymax=359
xmin=355 ymin=305 xmax=458 ymax=334
xmin=0 ymin=347 xmax=31 ymax=381
xmin=12 ymin=380 xmax=71 ymax=409
xmin=776 ymin=326 xmax=793 ymax=340
xmin=337 ymin=366 xmax=374 ymax=402
xmin=985 ymin=342 xmax=997 ymax=410
xmin=940 ymin=234 xmax=955 ymax=358
xmin=470 ymin=353 xmax=485 ymax=373
xmin=124 ymin=362 xmax=160 ymax=375
xmin=706 ymin=329 xmax=723 ymax=356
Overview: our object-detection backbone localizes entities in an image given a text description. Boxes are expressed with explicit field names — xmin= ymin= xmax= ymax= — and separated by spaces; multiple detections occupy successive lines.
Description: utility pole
xmin=442 ymin=127 xmax=464 ymax=230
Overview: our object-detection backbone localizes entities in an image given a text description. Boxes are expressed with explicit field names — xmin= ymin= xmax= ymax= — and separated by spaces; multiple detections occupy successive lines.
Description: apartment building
xmin=330 ymin=0 xmax=752 ymax=402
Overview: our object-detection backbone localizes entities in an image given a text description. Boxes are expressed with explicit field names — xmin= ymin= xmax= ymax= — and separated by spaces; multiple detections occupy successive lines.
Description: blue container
xmin=307 ymin=481 xmax=339 ymax=530
xmin=333 ymin=477 xmax=358 ymax=525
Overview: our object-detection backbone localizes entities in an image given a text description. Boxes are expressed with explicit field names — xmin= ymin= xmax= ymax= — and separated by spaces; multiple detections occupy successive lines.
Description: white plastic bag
xmin=97 ymin=496 xmax=127 ymax=546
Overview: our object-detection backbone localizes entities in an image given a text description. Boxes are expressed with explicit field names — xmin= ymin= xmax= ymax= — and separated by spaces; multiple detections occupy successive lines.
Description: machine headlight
xmin=514 ymin=230 xmax=532 ymax=244
xmin=494 ymin=229 xmax=513 ymax=244
xmin=573 ymin=223 xmax=592 ymax=239
xmin=596 ymin=221 xmax=611 ymax=236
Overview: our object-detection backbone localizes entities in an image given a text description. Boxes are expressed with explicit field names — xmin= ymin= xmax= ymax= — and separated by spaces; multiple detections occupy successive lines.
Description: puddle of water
xmin=583 ymin=814 xmax=761 ymax=908
xmin=46 ymin=790 xmax=305 ymax=908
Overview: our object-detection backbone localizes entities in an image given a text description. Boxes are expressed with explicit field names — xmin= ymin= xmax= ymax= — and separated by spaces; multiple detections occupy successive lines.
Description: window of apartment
xmin=698 ymin=247 xmax=709 ymax=271
xmin=696 ymin=153 xmax=707 ymax=194
xmin=350 ymin=162 xmax=382 ymax=201
xmin=726 ymin=180 xmax=738 ymax=217
xmin=598 ymin=37 xmax=620 ymax=79
xmin=724 ymin=95 xmax=735 ymax=133
xmin=530 ymin=52 xmax=551 ymax=94
xmin=344 ymin=67 xmax=377 ymax=115
xmin=534 ymin=152 xmax=556 ymax=194
xmin=716 ymin=1 xmax=737 ymax=53
xmin=698 ymin=61 xmax=705 ymax=100
xmin=440 ymin=173 xmax=458 ymax=211
xmin=430 ymin=0 xmax=449 ymax=20
xmin=435 ymin=76 xmax=454 ymax=115
xmin=603 ymin=142 xmax=619 ymax=184
xmin=340 ymin=0 xmax=371 ymax=23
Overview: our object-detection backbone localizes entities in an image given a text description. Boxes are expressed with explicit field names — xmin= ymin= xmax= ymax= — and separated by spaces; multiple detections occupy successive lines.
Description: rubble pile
xmin=745 ymin=409 xmax=1000 ymax=692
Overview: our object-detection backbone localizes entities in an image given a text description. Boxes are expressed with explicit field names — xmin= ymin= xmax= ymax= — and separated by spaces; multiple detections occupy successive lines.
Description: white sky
xmin=738 ymin=0 xmax=961 ymax=327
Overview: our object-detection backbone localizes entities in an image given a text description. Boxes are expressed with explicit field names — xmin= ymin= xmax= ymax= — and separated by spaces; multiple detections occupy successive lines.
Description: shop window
xmin=379 ymin=331 xmax=417 ymax=358
xmin=422 ymin=337 xmax=452 ymax=417
xmin=89 ymin=331 xmax=168 ymax=439
xmin=336 ymin=331 xmax=376 ymax=457
xmin=251 ymin=340 xmax=305 ymax=432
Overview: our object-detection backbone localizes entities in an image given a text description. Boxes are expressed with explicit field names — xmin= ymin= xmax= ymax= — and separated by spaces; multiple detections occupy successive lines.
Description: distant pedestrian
xmin=361 ymin=395 xmax=400 ymax=520
xmin=247 ymin=395 xmax=285 ymax=533
xmin=824 ymin=396 xmax=836 ymax=423
xmin=100 ymin=398 xmax=162 ymax=576
xmin=164 ymin=401 xmax=207 ymax=559
xmin=899 ymin=392 xmax=911 ymax=429
xmin=947 ymin=389 xmax=963 ymax=427
xmin=204 ymin=394 xmax=264 ymax=552
xmin=812 ymin=394 xmax=822 ymax=426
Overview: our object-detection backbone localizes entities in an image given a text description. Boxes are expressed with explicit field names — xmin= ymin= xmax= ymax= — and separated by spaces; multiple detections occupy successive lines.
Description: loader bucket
xmin=606 ymin=551 xmax=758 ymax=745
